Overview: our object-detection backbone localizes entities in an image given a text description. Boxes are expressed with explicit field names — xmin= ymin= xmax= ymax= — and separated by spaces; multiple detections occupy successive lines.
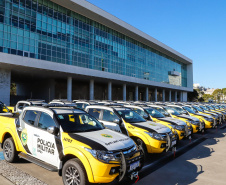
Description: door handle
xmin=34 ymin=134 xmax=40 ymax=137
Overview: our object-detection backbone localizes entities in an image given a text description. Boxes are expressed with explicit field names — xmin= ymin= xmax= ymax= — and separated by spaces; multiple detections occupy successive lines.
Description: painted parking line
xmin=0 ymin=152 xmax=4 ymax=160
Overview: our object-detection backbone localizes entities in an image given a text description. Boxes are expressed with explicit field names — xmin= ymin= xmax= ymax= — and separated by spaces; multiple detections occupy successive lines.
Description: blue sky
xmin=86 ymin=0 xmax=226 ymax=89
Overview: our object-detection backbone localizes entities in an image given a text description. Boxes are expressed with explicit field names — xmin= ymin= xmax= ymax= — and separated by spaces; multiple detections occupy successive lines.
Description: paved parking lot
xmin=0 ymin=124 xmax=226 ymax=185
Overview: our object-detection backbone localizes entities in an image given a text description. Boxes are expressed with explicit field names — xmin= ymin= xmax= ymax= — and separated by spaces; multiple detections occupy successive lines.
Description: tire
xmin=3 ymin=137 xmax=18 ymax=163
xmin=62 ymin=158 xmax=88 ymax=185
xmin=135 ymin=138 xmax=148 ymax=160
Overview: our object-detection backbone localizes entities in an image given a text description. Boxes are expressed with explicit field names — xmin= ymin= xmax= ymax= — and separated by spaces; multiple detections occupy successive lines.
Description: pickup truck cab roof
xmin=15 ymin=100 xmax=47 ymax=114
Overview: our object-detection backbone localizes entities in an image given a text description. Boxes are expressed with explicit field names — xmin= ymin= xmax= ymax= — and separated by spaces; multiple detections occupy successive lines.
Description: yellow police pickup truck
xmin=0 ymin=105 xmax=143 ymax=185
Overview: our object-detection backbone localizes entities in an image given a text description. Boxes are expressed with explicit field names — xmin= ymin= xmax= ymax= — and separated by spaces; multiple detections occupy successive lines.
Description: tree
xmin=188 ymin=89 xmax=199 ymax=102
xmin=203 ymin=94 xmax=213 ymax=102
xmin=10 ymin=83 xmax=16 ymax=96
xmin=212 ymin=89 xmax=222 ymax=102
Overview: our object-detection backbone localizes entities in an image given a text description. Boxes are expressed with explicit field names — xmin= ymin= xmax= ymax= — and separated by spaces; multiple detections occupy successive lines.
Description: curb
xmin=0 ymin=174 xmax=14 ymax=185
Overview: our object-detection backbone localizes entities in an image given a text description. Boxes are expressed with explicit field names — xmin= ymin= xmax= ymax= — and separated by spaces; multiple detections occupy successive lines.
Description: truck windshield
xmin=144 ymin=108 xmax=165 ymax=118
xmin=56 ymin=113 xmax=104 ymax=133
xmin=164 ymin=107 xmax=180 ymax=116
xmin=0 ymin=104 xmax=9 ymax=113
xmin=154 ymin=107 xmax=170 ymax=117
xmin=200 ymin=106 xmax=209 ymax=110
xmin=116 ymin=109 xmax=146 ymax=123
xmin=193 ymin=106 xmax=203 ymax=112
xmin=207 ymin=106 xmax=214 ymax=110
xmin=183 ymin=106 xmax=196 ymax=114
xmin=170 ymin=106 xmax=187 ymax=114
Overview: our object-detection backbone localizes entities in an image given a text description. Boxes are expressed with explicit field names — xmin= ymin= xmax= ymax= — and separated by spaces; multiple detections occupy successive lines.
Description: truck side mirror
xmin=143 ymin=114 xmax=149 ymax=120
xmin=47 ymin=126 xmax=59 ymax=135
xmin=113 ymin=118 xmax=120 ymax=124
xmin=99 ymin=122 xmax=105 ymax=128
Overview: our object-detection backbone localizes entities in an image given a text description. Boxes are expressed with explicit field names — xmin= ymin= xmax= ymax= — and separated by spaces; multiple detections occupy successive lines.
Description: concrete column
xmin=182 ymin=92 xmax=188 ymax=102
xmin=67 ymin=77 xmax=72 ymax=101
xmin=175 ymin=91 xmax=177 ymax=102
xmin=162 ymin=89 xmax=165 ymax=102
xmin=90 ymin=79 xmax=94 ymax=100
xmin=169 ymin=90 xmax=172 ymax=102
xmin=155 ymin=88 xmax=157 ymax=102
xmin=108 ymin=82 xmax=112 ymax=101
xmin=146 ymin=87 xmax=149 ymax=101
xmin=135 ymin=86 xmax=138 ymax=101
xmin=0 ymin=69 xmax=11 ymax=105
xmin=123 ymin=84 xmax=126 ymax=101
xmin=180 ymin=92 xmax=183 ymax=102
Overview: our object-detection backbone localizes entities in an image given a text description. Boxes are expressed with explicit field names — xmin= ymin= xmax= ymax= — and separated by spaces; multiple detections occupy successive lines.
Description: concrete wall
xmin=17 ymin=79 xmax=55 ymax=102
xmin=187 ymin=64 xmax=193 ymax=91
xmin=0 ymin=69 xmax=11 ymax=105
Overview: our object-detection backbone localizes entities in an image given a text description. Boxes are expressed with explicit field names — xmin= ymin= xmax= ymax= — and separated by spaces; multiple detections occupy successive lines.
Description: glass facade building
xmin=0 ymin=0 xmax=187 ymax=87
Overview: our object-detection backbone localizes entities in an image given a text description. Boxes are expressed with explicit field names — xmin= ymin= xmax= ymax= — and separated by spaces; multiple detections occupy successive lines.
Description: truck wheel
xmin=62 ymin=158 xmax=88 ymax=185
xmin=135 ymin=138 xmax=148 ymax=160
xmin=3 ymin=137 xmax=18 ymax=163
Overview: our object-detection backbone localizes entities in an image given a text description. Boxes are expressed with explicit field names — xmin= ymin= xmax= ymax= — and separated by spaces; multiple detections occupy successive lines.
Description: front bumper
xmin=89 ymin=150 xmax=142 ymax=183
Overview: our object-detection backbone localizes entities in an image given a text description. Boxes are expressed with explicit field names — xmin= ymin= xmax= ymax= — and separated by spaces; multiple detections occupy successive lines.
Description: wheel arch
xmin=1 ymin=132 xmax=12 ymax=149
xmin=61 ymin=147 xmax=94 ymax=183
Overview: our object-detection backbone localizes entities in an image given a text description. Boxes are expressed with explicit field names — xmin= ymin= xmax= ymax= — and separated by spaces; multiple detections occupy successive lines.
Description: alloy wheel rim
xmin=4 ymin=142 xmax=12 ymax=160
xmin=65 ymin=166 xmax=80 ymax=185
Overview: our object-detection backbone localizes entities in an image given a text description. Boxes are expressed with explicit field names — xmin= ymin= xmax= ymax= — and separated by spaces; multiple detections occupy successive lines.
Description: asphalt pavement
xmin=133 ymin=125 xmax=226 ymax=185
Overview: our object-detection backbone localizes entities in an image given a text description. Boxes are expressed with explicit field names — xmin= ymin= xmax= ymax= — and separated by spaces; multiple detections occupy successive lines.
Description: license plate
xmin=172 ymin=140 xmax=177 ymax=146
xmin=130 ymin=161 xmax=140 ymax=171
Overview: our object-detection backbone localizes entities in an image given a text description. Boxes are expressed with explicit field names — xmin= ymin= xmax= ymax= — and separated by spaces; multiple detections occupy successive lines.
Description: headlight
xmin=145 ymin=132 xmax=165 ymax=141
xmin=186 ymin=120 xmax=192 ymax=124
xmin=85 ymin=148 xmax=117 ymax=163
xmin=175 ymin=125 xmax=185 ymax=131
xmin=204 ymin=117 xmax=213 ymax=122
xmin=191 ymin=120 xmax=199 ymax=125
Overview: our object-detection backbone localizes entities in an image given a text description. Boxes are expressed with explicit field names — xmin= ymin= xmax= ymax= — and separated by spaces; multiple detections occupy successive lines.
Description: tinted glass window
xmin=23 ymin=110 xmax=39 ymax=125
xmin=102 ymin=110 xmax=119 ymax=122
xmin=155 ymin=107 xmax=170 ymax=116
xmin=164 ymin=107 xmax=180 ymax=116
xmin=0 ymin=104 xmax=9 ymax=113
xmin=132 ymin=108 xmax=148 ymax=118
xmin=38 ymin=112 xmax=56 ymax=130
xmin=145 ymin=108 xmax=165 ymax=118
xmin=76 ymin=103 xmax=83 ymax=109
xmin=18 ymin=103 xmax=25 ymax=109
xmin=116 ymin=109 xmax=146 ymax=123
xmin=88 ymin=108 xmax=101 ymax=119
xmin=183 ymin=106 xmax=195 ymax=114
xmin=56 ymin=113 xmax=104 ymax=132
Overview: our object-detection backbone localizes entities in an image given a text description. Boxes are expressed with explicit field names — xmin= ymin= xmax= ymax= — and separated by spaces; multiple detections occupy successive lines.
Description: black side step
xmin=18 ymin=153 xmax=58 ymax=172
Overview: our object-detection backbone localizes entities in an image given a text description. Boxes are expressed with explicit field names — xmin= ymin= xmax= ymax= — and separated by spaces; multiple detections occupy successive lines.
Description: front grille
xmin=195 ymin=121 xmax=200 ymax=125
xmin=113 ymin=145 xmax=137 ymax=161
xmin=161 ymin=131 xmax=175 ymax=140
